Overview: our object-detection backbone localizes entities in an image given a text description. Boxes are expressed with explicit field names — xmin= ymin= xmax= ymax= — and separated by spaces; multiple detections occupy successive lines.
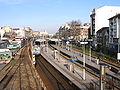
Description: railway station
xmin=1 ymin=2 xmax=120 ymax=90
xmin=0 ymin=38 xmax=119 ymax=90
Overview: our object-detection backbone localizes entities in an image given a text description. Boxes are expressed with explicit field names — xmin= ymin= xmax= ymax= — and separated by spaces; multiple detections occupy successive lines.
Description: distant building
xmin=22 ymin=27 xmax=32 ymax=32
xmin=78 ymin=23 xmax=90 ymax=41
xmin=39 ymin=31 xmax=48 ymax=39
xmin=96 ymin=27 xmax=109 ymax=46
xmin=21 ymin=27 xmax=32 ymax=38
xmin=16 ymin=29 xmax=25 ymax=39
xmin=58 ymin=23 xmax=90 ymax=41
xmin=59 ymin=24 xmax=71 ymax=40
xmin=32 ymin=31 xmax=40 ymax=37
xmin=40 ymin=30 xmax=48 ymax=36
xmin=12 ymin=28 xmax=20 ymax=33
xmin=108 ymin=14 xmax=120 ymax=49
xmin=1 ymin=26 xmax=12 ymax=33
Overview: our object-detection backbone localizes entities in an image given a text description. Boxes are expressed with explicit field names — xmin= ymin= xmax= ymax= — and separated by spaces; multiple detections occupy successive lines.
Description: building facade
xmin=1 ymin=26 xmax=12 ymax=33
xmin=96 ymin=27 xmax=109 ymax=46
xmin=108 ymin=14 xmax=120 ymax=49
xmin=58 ymin=23 xmax=90 ymax=42
xmin=90 ymin=6 xmax=120 ymax=36
xmin=90 ymin=6 xmax=120 ymax=48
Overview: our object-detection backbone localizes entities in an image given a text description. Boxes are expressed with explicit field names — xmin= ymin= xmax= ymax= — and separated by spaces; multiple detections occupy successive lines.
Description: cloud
xmin=0 ymin=0 xmax=24 ymax=5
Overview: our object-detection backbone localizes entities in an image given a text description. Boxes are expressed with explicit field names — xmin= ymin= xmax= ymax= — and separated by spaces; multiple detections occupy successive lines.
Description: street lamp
xmin=80 ymin=39 xmax=88 ymax=80
xmin=99 ymin=63 xmax=107 ymax=90
xmin=117 ymin=38 xmax=120 ymax=61
xmin=88 ymin=38 xmax=93 ymax=61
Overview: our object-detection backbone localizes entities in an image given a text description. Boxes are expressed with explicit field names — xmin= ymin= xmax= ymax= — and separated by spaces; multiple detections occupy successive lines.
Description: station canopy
xmin=35 ymin=39 xmax=46 ymax=42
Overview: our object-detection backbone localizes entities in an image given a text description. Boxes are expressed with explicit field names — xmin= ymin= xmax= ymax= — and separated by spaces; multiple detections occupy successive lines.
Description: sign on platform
xmin=117 ymin=53 xmax=120 ymax=60
xmin=80 ymin=42 xmax=88 ymax=45
xmin=66 ymin=41 xmax=70 ymax=44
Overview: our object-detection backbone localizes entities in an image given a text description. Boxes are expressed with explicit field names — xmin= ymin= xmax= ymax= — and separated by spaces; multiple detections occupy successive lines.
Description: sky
xmin=0 ymin=0 xmax=120 ymax=34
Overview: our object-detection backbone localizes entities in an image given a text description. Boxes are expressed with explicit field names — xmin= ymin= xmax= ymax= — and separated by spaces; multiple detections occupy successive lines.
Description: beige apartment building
xmin=1 ymin=26 xmax=12 ymax=32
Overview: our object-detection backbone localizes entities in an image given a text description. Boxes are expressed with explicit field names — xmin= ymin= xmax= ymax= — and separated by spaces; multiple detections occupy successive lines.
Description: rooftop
xmin=109 ymin=14 xmax=120 ymax=20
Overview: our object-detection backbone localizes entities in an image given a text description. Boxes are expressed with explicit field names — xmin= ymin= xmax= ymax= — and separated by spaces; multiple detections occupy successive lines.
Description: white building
xmin=90 ymin=6 xmax=120 ymax=36
xmin=108 ymin=14 xmax=120 ymax=47
xmin=16 ymin=29 xmax=25 ymax=38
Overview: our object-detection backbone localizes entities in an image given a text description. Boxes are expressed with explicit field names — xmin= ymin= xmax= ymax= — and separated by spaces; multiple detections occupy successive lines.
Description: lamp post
xmin=83 ymin=39 xmax=86 ymax=80
xmin=58 ymin=30 xmax=60 ymax=62
xmin=80 ymin=39 xmax=87 ymax=80
xmin=99 ymin=63 xmax=107 ymax=90
xmin=117 ymin=38 xmax=120 ymax=61
xmin=88 ymin=39 xmax=93 ymax=61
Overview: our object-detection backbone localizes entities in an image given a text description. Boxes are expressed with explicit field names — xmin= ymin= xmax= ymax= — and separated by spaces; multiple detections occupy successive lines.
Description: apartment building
xmin=21 ymin=27 xmax=32 ymax=38
xmin=76 ymin=23 xmax=90 ymax=41
xmin=108 ymin=14 xmax=120 ymax=49
xmin=90 ymin=6 xmax=120 ymax=36
xmin=1 ymin=26 xmax=12 ymax=33
xmin=59 ymin=24 xmax=71 ymax=40
xmin=96 ymin=27 xmax=109 ymax=46
xmin=58 ymin=23 xmax=90 ymax=42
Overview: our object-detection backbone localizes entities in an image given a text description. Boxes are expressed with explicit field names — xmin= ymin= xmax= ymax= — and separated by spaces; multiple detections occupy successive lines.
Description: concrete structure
xmin=90 ymin=6 xmax=120 ymax=36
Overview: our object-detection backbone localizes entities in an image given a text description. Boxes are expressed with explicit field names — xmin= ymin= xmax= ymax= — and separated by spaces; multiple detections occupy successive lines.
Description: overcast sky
xmin=0 ymin=0 xmax=120 ymax=34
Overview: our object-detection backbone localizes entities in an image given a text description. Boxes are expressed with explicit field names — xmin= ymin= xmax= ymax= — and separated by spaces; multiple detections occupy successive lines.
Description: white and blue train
xmin=32 ymin=47 xmax=40 ymax=55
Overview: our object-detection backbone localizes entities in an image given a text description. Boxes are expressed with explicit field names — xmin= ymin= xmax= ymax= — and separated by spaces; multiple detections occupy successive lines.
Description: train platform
xmin=51 ymin=45 xmax=120 ymax=89
xmin=52 ymin=45 xmax=120 ymax=78
xmin=41 ymin=45 xmax=99 ymax=90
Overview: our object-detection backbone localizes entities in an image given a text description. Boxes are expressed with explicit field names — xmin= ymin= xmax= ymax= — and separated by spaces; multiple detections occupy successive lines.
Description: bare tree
xmin=68 ymin=20 xmax=82 ymax=40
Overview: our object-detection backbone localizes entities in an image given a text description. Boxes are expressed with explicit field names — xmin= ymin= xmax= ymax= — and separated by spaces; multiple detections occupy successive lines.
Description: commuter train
xmin=34 ymin=39 xmax=46 ymax=46
xmin=48 ymin=39 xmax=59 ymax=45
xmin=32 ymin=39 xmax=44 ymax=55
xmin=0 ymin=49 xmax=12 ymax=59
xmin=32 ymin=46 xmax=40 ymax=55
xmin=31 ymin=46 xmax=40 ymax=65
xmin=32 ymin=39 xmax=43 ymax=65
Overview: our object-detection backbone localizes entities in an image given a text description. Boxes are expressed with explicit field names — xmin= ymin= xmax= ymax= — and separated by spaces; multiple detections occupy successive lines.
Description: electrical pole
xmin=83 ymin=40 xmax=86 ymax=80
xmin=99 ymin=63 xmax=107 ymax=90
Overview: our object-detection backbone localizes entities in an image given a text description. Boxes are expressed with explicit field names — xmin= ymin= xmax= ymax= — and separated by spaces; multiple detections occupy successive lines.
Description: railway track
xmin=35 ymin=54 xmax=80 ymax=90
xmin=50 ymin=44 xmax=120 ymax=90
xmin=0 ymin=44 xmax=42 ymax=90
